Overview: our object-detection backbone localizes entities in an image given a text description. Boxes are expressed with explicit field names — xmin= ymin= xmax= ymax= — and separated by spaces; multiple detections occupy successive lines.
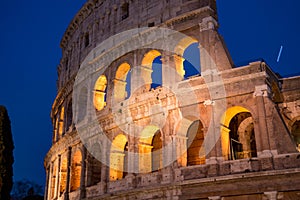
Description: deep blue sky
xmin=0 ymin=0 xmax=299 ymax=188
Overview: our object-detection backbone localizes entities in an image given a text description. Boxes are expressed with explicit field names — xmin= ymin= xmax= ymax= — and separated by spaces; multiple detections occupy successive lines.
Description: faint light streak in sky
xmin=277 ymin=45 xmax=283 ymax=62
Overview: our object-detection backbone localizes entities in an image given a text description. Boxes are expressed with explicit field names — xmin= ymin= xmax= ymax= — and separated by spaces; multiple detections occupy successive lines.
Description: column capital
xmin=199 ymin=16 xmax=218 ymax=32
xmin=253 ymin=84 xmax=271 ymax=97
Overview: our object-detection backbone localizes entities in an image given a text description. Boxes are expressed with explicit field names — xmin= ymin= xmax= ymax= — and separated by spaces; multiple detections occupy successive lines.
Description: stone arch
xmin=77 ymin=87 xmax=88 ymax=122
xmin=59 ymin=157 xmax=68 ymax=196
xmin=110 ymin=134 xmax=128 ymax=181
xmin=65 ymin=100 xmax=73 ymax=132
xmin=237 ymin=117 xmax=257 ymax=158
xmin=94 ymin=75 xmax=107 ymax=111
xmin=187 ymin=120 xmax=205 ymax=166
xmin=50 ymin=163 xmax=57 ymax=199
xmin=140 ymin=50 xmax=162 ymax=90
xmin=151 ymin=130 xmax=163 ymax=171
xmin=53 ymin=116 xmax=59 ymax=143
xmin=114 ymin=62 xmax=131 ymax=102
xmin=139 ymin=125 xmax=162 ymax=173
xmin=220 ymin=106 xmax=257 ymax=160
xmin=183 ymin=42 xmax=201 ymax=79
xmin=174 ymin=37 xmax=199 ymax=79
xmin=70 ymin=150 xmax=82 ymax=191
xmin=174 ymin=116 xmax=205 ymax=167
xmin=142 ymin=50 xmax=161 ymax=67
xmin=291 ymin=117 xmax=300 ymax=152
xmin=58 ymin=106 xmax=65 ymax=136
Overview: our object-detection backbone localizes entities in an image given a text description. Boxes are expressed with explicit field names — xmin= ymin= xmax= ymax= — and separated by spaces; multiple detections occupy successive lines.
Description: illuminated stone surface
xmin=44 ymin=0 xmax=300 ymax=199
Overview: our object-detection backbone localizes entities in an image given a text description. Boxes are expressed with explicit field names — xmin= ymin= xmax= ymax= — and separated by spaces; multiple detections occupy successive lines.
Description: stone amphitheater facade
xmin=44 ymin=0 xmax=300 ymax=199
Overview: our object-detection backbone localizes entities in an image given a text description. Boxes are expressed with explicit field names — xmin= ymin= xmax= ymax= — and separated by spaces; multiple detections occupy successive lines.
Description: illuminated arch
xmin=187 ymin=120 xmax=205 ymax=166
xmin=53 ymin=117 xmax=59 ymax=142
xmin=175 ymin=37 xmax=198 ymax=56
xmin=221 ymin=106 xmax=250 ymax=127
xmin=110 ymin=134 xmax=128 ymax=181
xmin=141 ymin=50 xmax=162 ymax=90
xmin=114 ymin=62 xmax=131 ymax=102
xmin=139 ymin=125 xmax=162 ymax=173
xmin=58 ymin=106 xmax=65 ymax=136
xmin=142 ymin=50 xmax=161 ymax=67
xmin=174 ymin=37 xmax=199 ymax=79
xmin=50 ymin=164 xmax=57 ymax=199
xmin=94 ymin=75 xmax=107 ymax=111
xmin=70 ymin=150 xmax=82 ymax=191
xmin=59 ymin=157 xmax=67 ymax=196
xmin=220 ymin=106 xmax=257 ymax=160
xmin=183 ymin=43 xmax=201 ymax=79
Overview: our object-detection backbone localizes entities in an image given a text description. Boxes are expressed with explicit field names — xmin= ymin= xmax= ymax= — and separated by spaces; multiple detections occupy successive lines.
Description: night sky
xmin=0 ymin=0 xmax=299 ymax=189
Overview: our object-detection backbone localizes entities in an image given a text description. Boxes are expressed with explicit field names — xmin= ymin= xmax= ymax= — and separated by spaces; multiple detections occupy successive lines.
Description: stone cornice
xmin=60 ymin=2 xmax=215 ymax=50
xmin=165 ymin=7 xmax=214 ymax=26
xmin=60 ymin=0 xmax=97 ymax=49
xmin=51 ymin=75 xmax=76 ymax=118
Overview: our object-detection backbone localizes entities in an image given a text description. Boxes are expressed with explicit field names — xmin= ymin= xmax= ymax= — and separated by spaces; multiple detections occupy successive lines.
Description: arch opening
xmin=151 ymin=131 xmax=163 ymax=171
xmin=183 ymin=42 xmax=200 ymax=79
xmin=94 ymin=75 xmax=107 ymax=111
xmin=139 ymin=125 xmax=162 ymax=173
xmin=114 ymin=63 xmax=131 ymax=102
xmin=221 ymin=106 xmax=257 ymax=160
xmin=141 ymin=50 xmax=162 ymax=90
xmin=187 ymin=120 xmax=205 ymax=166
xmin=70 ymin=150 xmax=82 ymax=192
xmin=151 ymin=56 xmax=162 ymax=89
xmin=110 ymin=134 xmax=128 ymax=181
xmin=59 ymin=157 xmax=67 ymax=196
xmin=58 ymin=106 xmax=65 ymax=136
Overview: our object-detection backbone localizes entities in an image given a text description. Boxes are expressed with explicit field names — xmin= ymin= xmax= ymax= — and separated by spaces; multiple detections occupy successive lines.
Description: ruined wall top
xmin=60 ymin=0 xmax=217 ymax=50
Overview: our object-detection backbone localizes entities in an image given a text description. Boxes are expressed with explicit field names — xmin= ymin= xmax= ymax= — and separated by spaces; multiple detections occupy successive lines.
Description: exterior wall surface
xmin=45 ymin=0 xmax=300 ymax=200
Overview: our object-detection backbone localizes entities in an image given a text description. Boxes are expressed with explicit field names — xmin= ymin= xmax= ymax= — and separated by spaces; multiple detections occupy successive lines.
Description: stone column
xmin=101 ymin=140 xmax=109 ymax=193
xmin=173 ymin=135 xmax=188 ymax=167
xmin=126 ymin=134 xmax=137 ymax=189
xmin=131 ymin=65 xmax=152 ymax=94
xmin=80 ymin=147 xmax=87 ymax=198
xmin=85 ymin=153 xmax=91 ymax=187
xmin=220 ymin=126 xmax=230 ymax=160
xmin=254 ymin=85 xmax=274 ymax=170
xmin=45 ymin=165 xmax=51 ymax=200
xmin=199 ymin=16 xmax=232 ymax=74
xmin=55 ymin=155 xmax=61 ymax=198
xmin=65 ymin=147 xmax=72 ymax=200
xmin=162 ymin=124 xmax=174 ymax=184
xmin=161 ymin=52 xmax=184 ymax=88
xmin=254 ymin=84 xmax=271 ymax=153
xmin=113 ymin=79 xmax=127 ymax=102
xmin=138 ymin=144 xmax=153 ymax=173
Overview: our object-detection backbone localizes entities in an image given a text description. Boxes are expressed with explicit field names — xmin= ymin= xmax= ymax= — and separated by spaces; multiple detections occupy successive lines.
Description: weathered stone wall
xmin=44 ymin=0 xmax=300 ymax=199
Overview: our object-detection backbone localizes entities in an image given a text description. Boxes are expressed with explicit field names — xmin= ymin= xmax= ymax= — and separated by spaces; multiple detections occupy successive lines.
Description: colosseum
xmin=44 ymin=0 xmax=300 ymax=199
